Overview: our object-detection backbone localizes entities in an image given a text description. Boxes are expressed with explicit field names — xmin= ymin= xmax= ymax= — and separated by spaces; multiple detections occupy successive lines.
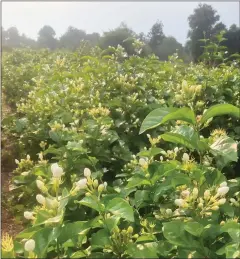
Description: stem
xmin=57 ymin=239 xmax=60 ymax=259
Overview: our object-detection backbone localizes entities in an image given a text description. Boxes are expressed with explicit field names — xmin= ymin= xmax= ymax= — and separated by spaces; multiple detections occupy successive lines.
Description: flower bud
xmin=217 ymin=186 xmax=229 ymax=197
xmin=51 ymin=163 xmax=64 ymax=178
xmin=84 ymin=168 xmax=91 ymax=178
xmin=127 ymin=226 xmax=133 ymax=234
xmin=24 ymin=211 xmax=34 ymax=220
xmin=166 ymin=209 xmax=172 ymax=215
xmin=15 ymin=159 xmax=19 ymax=164
xmin=212 ymin=206 xmax=219 ymax=211
xmin=85 ymin=192 xmax=91 ymax=196
xmin=204 ymin=190 xmax=211 ymax=200
xmin=98 ymin=184 xmax=105 ymax=193
xmin=198 ymin=203 xmax=203 ymax=209
xmin=36 ymin=180 xmax=45 ymax=190
xmin=181 ymin=190 xmax=190 ymax=198
xmin=139 ymin=158 xmax=148 ymax=167
xmin=76 ymin=178 xmax=87 ymax=190
xmin=220 ymin=182 xmax=227 ymax=187
xmin=192 ymin=188 xmax=198 ymax=199
xmin=160 ymin=156 xmax=163 ymax=161
xmin=174 ymin=199 xmax=185 ymax=207
xmin=36 ymin=194 xmax=45 ymax=205
xmin=24 ymin=239 xmax=35 ymax=252
xmin=103 ymin=182 xmax=107 ymax=188
xmin=21 ymin=171 xmax=29 ymax=176
xmin=27 ymin=155 xmax=30 ymax=160
xmin=230 ymin=198 xmax=237 ymax=203
xmin=93 ymin=179 xmax=99 ymax=188
xmin=182 ymin=153 xmax=189 ymax=162
xmin=174 ymin=147 xmax=179 ymax=153
xmin=218 ymin=198 xmax=226 ymax=205
xmin=220 ymin=221 xmax=225 ymax=226
xmin=132 ymin=234 xmax=139 ymax=239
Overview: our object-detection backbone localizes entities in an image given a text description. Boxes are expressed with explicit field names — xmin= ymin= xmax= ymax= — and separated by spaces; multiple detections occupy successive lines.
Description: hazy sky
xmin=2 ymin=2 xmax=240 ymax=44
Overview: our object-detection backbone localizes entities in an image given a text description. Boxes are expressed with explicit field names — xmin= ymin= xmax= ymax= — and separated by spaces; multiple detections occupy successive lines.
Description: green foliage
xmin=1 ymin=39 xmax=240 ymax=259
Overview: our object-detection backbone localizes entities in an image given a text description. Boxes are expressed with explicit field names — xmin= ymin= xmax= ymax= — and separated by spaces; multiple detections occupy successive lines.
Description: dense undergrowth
xmin=1 ymin=38 xmax=240 ymax=258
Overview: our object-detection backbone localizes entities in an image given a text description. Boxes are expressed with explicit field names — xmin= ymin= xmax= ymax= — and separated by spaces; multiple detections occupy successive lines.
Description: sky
xmin=2 ymin=1 xmax=240 ymax=44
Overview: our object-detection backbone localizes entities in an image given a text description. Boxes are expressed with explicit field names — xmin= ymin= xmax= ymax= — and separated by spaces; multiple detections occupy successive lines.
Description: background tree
xmin=99 ymin=23 xmax=137 ymax=56
xmin=59 ymin=26 xmax=86 ymax=50
xmin=5 ymin=27 xmax=21 ymax=47
xmin=155 ymin=36 xmax=184 ymax=61
xmin=223 ymin=24 xmax=240 ymax=56
xmin=147 ymin=20 xmax=165 ymax=54
xmin=37 ymin=25 xmax=57 ymax=50
xmin=187 ymin=4 xmax=224 ymax=62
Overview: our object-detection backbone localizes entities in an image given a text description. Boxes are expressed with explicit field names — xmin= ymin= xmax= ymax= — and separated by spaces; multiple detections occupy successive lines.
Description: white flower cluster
xmin=71 ymin=168 xmax=107 ymax=196
xmin=173 ymin=182 xmax=230 ymax=217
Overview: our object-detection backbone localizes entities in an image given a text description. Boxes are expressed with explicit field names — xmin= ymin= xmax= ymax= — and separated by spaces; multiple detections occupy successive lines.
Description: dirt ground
xmin=1 ymin=169 xmax=23 ymax=237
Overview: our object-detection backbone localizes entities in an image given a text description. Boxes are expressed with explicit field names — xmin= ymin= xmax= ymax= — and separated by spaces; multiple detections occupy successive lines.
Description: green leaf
xmin=134 ymin=190 xmax=150 ymax=208
xmin=49 ymin=130 xmax=61 ymax=143
xmin=126 ymin=174 xmax=151 ymax=188
xmin=161 ymin=132 xmax=196 ymax=150
xmin=32 ymin=227 xmax=61 ymax=257
xmin=58 ymin=221 xmax=90 ymax=244
xmin=200 ymin=104 xmax=240 ymax=125
xmin=16 ymin=226 xmax=42 ymax=239
xmin=70 ymin=251 xmax=87 ymax=258
xmin=216 ymin=243 xmax=240 ymax=258
xmin=171 ymin=173 xmax=191 ymax=188
xmin=127 ymin=242 xmax=159 ymax=258
xmin=172 ymin=125 xmax=199 ymax=149
xmin=163 ymin=221 xmax=199 ymax=248
xmin=106 ymin=198 xmax=134 ymax=222
xmin=139 ymin=107 xmax=176 ymax=134
xmin=161 ymin=107 xmax=196 ymax=125
xmin=103 ymin=216 xmax=120 ymax=232
xmin=91 ymin=229 xmax=111 ymax=249
xmin=79 ymin=196 xmax=104 ymax=213
xmin=184 ymin=222 xmax=204 ymax=237
xmin=221 ymin=221 xmax=240 ymax=242
xmin=210 ymin=136 xmax=238 ymax=168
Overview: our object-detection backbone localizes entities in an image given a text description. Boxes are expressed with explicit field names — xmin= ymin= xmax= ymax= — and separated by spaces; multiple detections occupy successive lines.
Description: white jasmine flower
xmin=204 ymin=190 xmax=211 ymax=200
xmin=36 ymin=194 xmax=45 ymax=205
xmin=98 ymin=184 xmax=105 ymax=192
xmin=217 ymin=186 xmax=229 ymax=197
xmin=84 ymin=168 xmax=91 ymax=178
xmin=166 ymin=209 xmax=172 ymax=215
xmin=174 ymin=147 xmax=179 ymax=153
xmin=181 ymin=190 xmax=190 ymax=198
xmin=220 ymin=182 xmax=227 ymax=187
xmin=36 ymin=180 xmax=45 ymax=190
xmin=51 ymin=163 xmax=64 ymax=178
xmin=174 ymin=199 xmax=185 ymax=207
xmin=218 ymin=198 xmax=226 ymax=205
xmin=182 ymin=153 xmax=189 ymax=162
xmin=76 ymin=178 xmax=87 ymax=190
xmin=21 ymin=171 xmax=30 ymax=176
xmin=24 ymin=211 xmax=34 ymax=220
xmin=24 ymin=239 xmax=35 ymax=252
xmin=139 ymin=158 xmax=148 ymax=166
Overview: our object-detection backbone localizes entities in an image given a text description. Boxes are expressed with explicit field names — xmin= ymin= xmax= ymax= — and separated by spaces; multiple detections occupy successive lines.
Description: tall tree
xmin=59 ymin=26 xmax=86 ymax=50
xmin=223 ymin=24 xmax=240 ymax=56
xmin=155 ymin=36 xmax=184 ymax=61
xmin=6 ymin=27 xmax=20 ymax=47
xmin=99 ymin=23 xmax=137 ymax=56
xmin=187 ymin=4 xmax=224 ymax=62
xmin=148 ymin=20 xmax=165 ymax=52
xmin=37 ymin=25 xmax=57 ymax=50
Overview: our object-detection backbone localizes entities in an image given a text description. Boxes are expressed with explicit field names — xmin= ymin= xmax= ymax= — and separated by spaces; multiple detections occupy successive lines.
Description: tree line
xmin=2 ymin=4 xmax=240 ymax=62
